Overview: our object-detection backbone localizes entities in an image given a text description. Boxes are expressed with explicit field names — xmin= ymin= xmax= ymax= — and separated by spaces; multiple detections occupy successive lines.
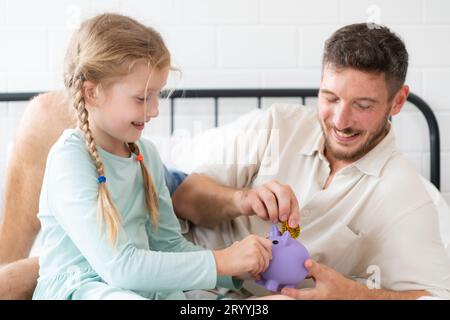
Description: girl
xmin=33 ymin=13 xmax=273 ymax=300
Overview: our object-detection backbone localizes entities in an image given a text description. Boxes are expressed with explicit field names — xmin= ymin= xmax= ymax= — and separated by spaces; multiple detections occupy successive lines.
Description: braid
xmin=70 ymin=76 xmax=122 ymax=246
xmin=128 ymin=142 xmax=159 ymax=226
xmin=72 ymin=78 xmax=104 ymax=175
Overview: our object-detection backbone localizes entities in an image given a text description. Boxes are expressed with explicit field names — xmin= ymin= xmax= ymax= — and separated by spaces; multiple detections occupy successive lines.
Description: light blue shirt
xmin=33 ymin=129 xmax=239 ymax=300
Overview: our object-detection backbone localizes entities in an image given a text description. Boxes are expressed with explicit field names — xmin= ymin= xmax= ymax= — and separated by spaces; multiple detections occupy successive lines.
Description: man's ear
xmin=390 ymin=85 xmax=410 ymax=116
xmin=82 ymin=81 xmax=98 ymax=107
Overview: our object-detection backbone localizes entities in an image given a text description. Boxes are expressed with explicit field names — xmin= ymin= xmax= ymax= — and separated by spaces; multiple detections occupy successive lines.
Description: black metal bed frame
xmin=0 ymin=89 xmax=441 ymax=190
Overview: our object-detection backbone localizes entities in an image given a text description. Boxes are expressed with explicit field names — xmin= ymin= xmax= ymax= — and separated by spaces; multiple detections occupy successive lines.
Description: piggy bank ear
xmin=280 ymin=230 xmax=290 ymax=244
xmin=269 ymin=225 xmax=280 ymax=238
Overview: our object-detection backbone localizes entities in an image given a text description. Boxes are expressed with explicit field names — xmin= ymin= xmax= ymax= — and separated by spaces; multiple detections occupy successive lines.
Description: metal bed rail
xmin=0 ymin=89 xmax=441 ymax=190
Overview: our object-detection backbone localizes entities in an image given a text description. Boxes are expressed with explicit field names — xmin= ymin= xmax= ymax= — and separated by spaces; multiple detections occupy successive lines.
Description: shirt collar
xmin=298 ymin=121 xmax=323 ymax=156
xmin=351 ymin=125 xmax=396 ymax=177
xmin=299 ymin=121 xmax=397 ymax=177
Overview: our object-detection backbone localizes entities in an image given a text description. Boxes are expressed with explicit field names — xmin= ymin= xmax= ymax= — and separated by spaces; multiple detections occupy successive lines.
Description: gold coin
xmin=281 ymin=220 xmax=300 ymax=239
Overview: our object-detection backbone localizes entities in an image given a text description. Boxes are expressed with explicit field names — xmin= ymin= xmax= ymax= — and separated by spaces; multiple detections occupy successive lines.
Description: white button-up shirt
xmin=176 ymin=103 xmax=450 ymax=298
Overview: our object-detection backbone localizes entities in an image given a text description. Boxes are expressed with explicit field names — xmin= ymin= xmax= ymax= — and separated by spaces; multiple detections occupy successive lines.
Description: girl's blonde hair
xmin=64 ymin=13 xmax=170 ymax=245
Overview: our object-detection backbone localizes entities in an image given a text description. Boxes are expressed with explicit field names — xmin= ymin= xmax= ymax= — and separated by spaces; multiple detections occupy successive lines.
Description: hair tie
xmin=98 ymin=175 xmax=106 ymax=184
xmin=136 ymin=154 xmax=144 ymax=162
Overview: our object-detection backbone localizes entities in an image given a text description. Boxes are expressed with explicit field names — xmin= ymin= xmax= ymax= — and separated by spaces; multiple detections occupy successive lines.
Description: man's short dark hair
xmin=323 ymin=23 xmax=408 ymax=100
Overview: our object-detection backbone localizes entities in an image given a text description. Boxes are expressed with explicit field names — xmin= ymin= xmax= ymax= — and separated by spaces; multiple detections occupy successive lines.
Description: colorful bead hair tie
xmin=98 ymin=176 xmax=106 ymax=184
xmin=136 ymin=154 xmax=144 ymax=162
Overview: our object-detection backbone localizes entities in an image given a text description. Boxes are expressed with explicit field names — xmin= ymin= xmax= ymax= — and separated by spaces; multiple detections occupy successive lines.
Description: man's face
xmin=318 ymin=65 xmax=396 ymax=163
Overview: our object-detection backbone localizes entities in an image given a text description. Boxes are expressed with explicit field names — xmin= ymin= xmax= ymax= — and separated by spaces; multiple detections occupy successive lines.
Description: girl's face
xmin=85 ymin=61 xmax=169 ymax=156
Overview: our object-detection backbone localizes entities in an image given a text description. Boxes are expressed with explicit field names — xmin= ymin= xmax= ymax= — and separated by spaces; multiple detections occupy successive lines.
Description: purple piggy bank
xmin=256 ymin=225 xmax=310 ymax=292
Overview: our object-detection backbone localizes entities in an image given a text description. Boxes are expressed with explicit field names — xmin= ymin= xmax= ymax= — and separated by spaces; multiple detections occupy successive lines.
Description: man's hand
xmin=280 ymin=259 xmax=365 ymax=299
xmin=280 ymin=259 xmax=430 ymax=300
xmin=234 ymin=180 xmax=300 ymax=228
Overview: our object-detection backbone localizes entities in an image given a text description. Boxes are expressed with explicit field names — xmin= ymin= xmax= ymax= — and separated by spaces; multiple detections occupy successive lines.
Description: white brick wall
xmin=261 ymin=0 xmax=340 ymax=24
xmin=341 ymin=0 xmax=423 ymax=25
xmin=425 ymin=0 xmax=450 ymax=23
xmin=218 ymin=27 xmax=298 ymax=68
xmin=299 ymin=26 xmax=340 ymax=67
xmin=165 ymin=27 xmax=216 ymax=68
xmin=0 ymin=0 xmax=449 ymax=206
xmin=176 ymin=0 xmax=259 ymax=25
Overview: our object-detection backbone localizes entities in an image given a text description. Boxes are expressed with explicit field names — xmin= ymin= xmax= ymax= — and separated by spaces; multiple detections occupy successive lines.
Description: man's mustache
xmin=325 ymin=124 xmax=363 ymax=135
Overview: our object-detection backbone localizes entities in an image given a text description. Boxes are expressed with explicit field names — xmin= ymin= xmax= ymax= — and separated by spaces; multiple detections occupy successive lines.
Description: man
xmin=0 ymin=92 xmax=76 ymax=299
xmin=171 ymin=23 xmax=450 ymax=299
xmin=1 ymin=23 xmax=449 ymax=299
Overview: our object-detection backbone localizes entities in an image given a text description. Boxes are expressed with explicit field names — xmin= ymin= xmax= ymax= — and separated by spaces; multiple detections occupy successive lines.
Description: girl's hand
xmin=213 ymin=235 xmax=272 ymax=279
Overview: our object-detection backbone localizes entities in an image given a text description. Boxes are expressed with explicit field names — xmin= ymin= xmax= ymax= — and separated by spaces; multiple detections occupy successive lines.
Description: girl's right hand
xmin=212 ymin=235 xmax=272 ymax=279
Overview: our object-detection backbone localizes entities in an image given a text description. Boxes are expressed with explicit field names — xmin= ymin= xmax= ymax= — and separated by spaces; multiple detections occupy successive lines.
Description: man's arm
xmin=172 ymin=173 xmax=300 ymax=229
xmin=0 ymin=91 xmax=75 ymax=263
xmin=172 ymin=173 xmax=241 ymax=228
xmin=0 ymin=257 xmax=39 ymax=299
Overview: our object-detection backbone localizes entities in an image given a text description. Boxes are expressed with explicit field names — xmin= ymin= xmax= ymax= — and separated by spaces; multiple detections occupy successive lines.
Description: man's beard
xmin=320 ymin=113 xmax=391 ymax=162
